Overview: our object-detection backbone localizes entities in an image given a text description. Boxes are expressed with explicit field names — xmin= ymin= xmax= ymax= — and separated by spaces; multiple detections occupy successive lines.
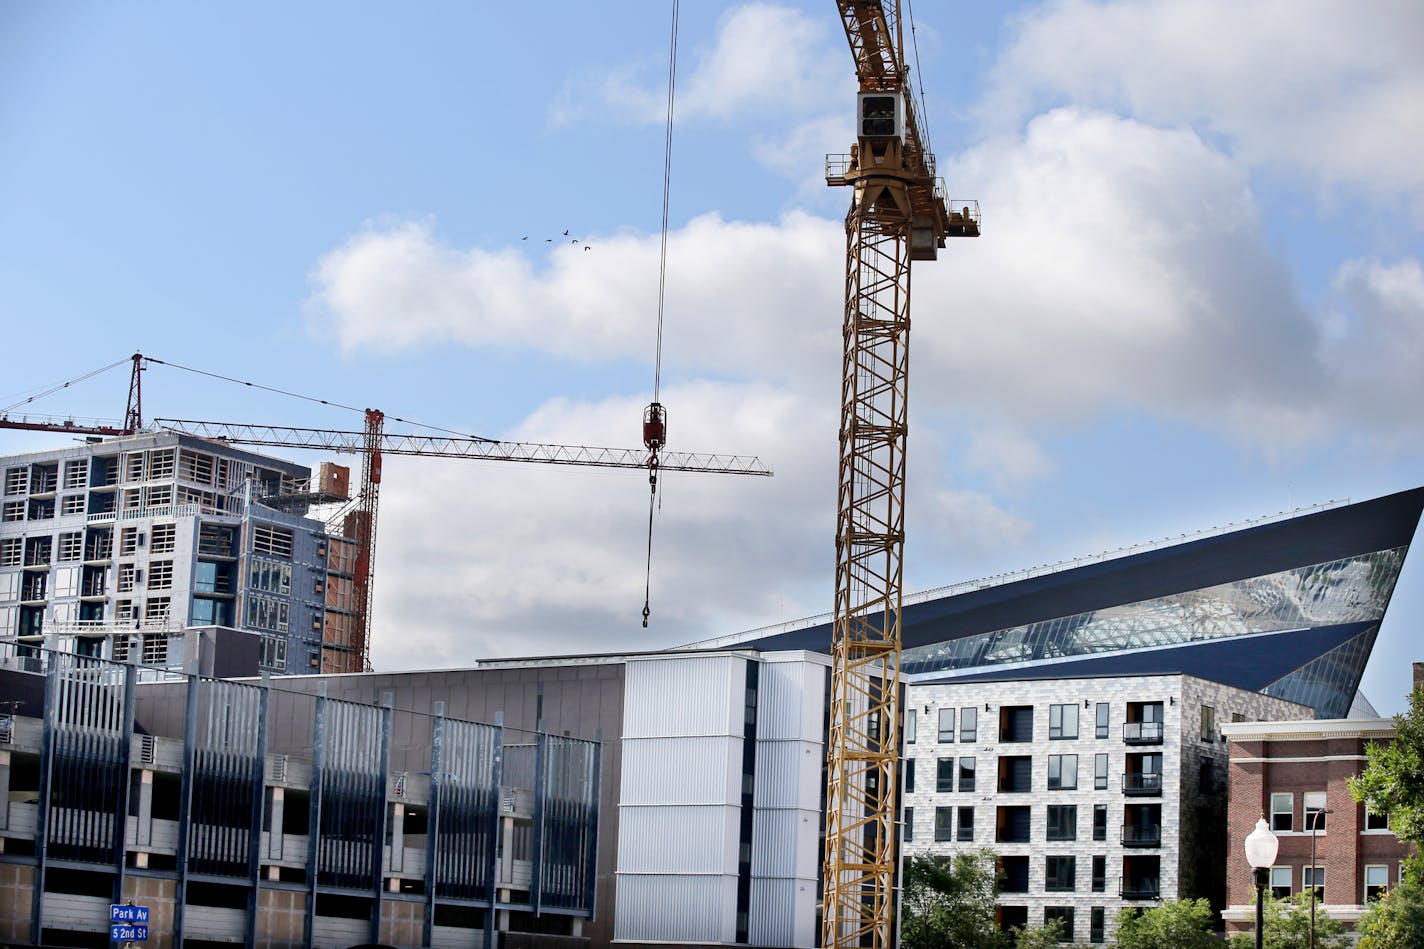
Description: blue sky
xmin=2 ymin=2 xmax=1421 ymax=711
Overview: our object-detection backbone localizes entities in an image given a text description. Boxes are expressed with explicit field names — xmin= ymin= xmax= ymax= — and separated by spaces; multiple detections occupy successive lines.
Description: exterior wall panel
xmin=617 ymin=804 xmax=740 ymax=873
xmin=615 ymin=874 xmax=738 ymax=943
xmin=622 ymin=655 xmax=743 ymax=738
xmin=619 ymin=735 xmax=741 ymax=805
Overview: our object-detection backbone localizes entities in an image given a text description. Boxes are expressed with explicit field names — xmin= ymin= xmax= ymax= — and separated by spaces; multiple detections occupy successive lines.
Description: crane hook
xmin=641 ymin=403 xmax=667 ymax=627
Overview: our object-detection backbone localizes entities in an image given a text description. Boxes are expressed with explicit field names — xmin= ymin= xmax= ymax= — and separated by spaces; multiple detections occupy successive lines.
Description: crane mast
xmin=823 ymin=3 xmax=978 ymax=947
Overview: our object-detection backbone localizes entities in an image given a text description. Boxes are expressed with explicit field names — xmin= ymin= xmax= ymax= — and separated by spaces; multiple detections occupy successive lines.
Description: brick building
xmin=1222 ymin=718 xmax=1415 ymax=935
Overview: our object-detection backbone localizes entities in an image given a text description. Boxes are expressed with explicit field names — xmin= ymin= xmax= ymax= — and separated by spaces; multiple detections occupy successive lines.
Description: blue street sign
xmin=110 ymin=923 xmax=149 ymax=941
xmin=110 ymin=904 xmax=150 ymax=923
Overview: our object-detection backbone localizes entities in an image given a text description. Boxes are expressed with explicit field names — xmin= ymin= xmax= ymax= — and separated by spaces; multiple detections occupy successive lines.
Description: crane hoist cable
xmin=641 ymin=0 xmax=680 ymax=628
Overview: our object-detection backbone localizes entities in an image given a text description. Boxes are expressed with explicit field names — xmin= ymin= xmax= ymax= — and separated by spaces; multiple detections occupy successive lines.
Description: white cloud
xmin=552 ymin=4 xmax=851 ymax=128
xmin=983 ymin=0 xmax=1424 ymax=210
xmin=964 ymin=427 xmax=1058 ymax=491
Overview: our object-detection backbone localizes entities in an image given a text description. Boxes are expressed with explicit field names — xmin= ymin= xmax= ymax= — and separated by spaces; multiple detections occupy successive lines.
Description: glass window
xmin=905 ymin=707 xmax=917 ymax=744
xmin=1200 ymin=705 xmax=1215 ymax=741
xmin=1095 ymin=753 xmax=1109 ymax=790
xmin=936 ymin=757 xmax=954 ymax=793
xmin=1091 ymin=855 xmax=1106 ymax=892
xmin=1049 ymin=703 xmax=1079 ymax=740
xmin=1090 ymin=906 xmax=1105 ymax=944
xmin=904 ymin=759 xmax=915 ymax=793
xmin=1093 ymin=803 xmax=1107 ymax=841
xmin=1048 ymin=754 xmax=1078 ymax=790
xmin=1096 ymin=702 xmax=1109 ymax=738
xmin=1365 ymin=807 xmax=1390 ymax=831
xmin=1044 ymin=906 xmax=1074 ymax=942
xmin=1045 ymin=856 xmax=1076 ymax=892
xmin=1304 ymin=866 xmax=1324 ymax=902
xmin=960 ymin=706 xmax=977 ymax=743
xmin=1047 ymin=805 xmax=1077 ymax=841
xmin=957 ymin=806 xmax=974 ymax=842
xmin=1270 ymin=866 xmax=1291 ymax=899
xmin=903 ymin=806 xmax=913 ymax=842
xmin=934 ymin=806 xmax=953 ymax=841
xmin=1304 ymin=791 xmax=1327 ymax=832
xmin=1270 ymin=792 xmax=1293 ymax=832
xmin=959 ymin=757 xmax=976 ymax=792
xmin=938 ymin=707 xmax=955 ymax=742
xmin=1365 ymin=865 xmax=1389 ymax=901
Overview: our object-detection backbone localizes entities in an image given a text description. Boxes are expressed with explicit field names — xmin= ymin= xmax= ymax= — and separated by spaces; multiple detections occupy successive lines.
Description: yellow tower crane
xmin=822 ymin=3 xmax=979 ymax=947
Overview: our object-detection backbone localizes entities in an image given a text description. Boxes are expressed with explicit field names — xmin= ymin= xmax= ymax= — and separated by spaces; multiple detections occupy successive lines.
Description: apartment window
xmin=112 ymin=636 xmax=131 ymax=662
xmin=1049 ymin=703 xmax=1079 ymax=739
xmin=247 ymin=596 xmax=288 ymax=633
xmin=1045 ymin=856 xmax=1076 ymax=892
xmin=997 ymin=805 xmax=1031 ymax=844
xmin=1269 ymin=866 xmax=1291 ymax=899
xmin=1 ymin=500 xmax=22 ymax=522
xmin=141 ymin=634 xmax=167 ymax=665
xmin=957 ymin=806 xmax=974 ymax=842
xmin=958 ymin=757 xmax=976 ymax=792
xmin=937 ymin=757 xmax=955 ymax=793
xmin=1304 ymin=866 xmax=1324 ymax=902
xmin=150 ymin=523 xmax=176 ymax=553
xmin=1270 ymin=792 xmax=1293 ymax=832
xmin=1047 ymin=754 xmax=1078 ymax=790
xmin=115 ymin=600 xmax=137 ymax=624
xmin=148 ymin=448 xmax=175 ymax=480
xmin=63 ymin=460 xmax=87 ymax=489
xmin=1095 ymin=753 xmax=1109 ymax=790
xmin=148 ymin=560 xmax=174 ymax=590
xmin=1090 ymin=906 xmax=1105 ymax=944
xmin=1046 ymin=805 xmax=1077 ymax=841
xmin=253 ymin=523 xmax=294 ymax=559
xmin=1093 ymin=803 xmax=1107 ymax=841
xmin=117 ymin=564 xmax=137 ymax=593
xmin=144 ymin=597 xmax=171 ymax=623
xmin=1365 ymin=865 xmax=1389 ymax=901
xmin=249 ymin=559 xmax=292 ymax=595
xmin=1365 ymin=807 xmax=1390 ymax=831
xmin=903 ymin=807 xmax=914 ymax=842
xmin=60 ymin=494 xmax=85 ymax=516
xmin=1091 ymin=855 xmax=1106 ymax=892
xmin=259 ymin=634 xmax=286 ymax=671
xmin=120 ymin=527 xmax=139 ymax=555
xmin=1096 ymin=703 xmax=1109 ymax=738
xmin=0 ymin=538 xmax=19 ymax=566
xmin=3 ymin=468 xmax=25 ymax=495
xmin=1200 ymin=705 xmax=1215 ymax=741
xmin=934 ymin=806 xmax=954 ymax=842
xmin=1044 ymin=906 xmax=1074 ymax=942
xmin=948 ymin=708 xmax=973 ymax=746
xmin=905 ymin=707 xmax=917 ymax=743
xmin=938 ymin=707 xmax=955 ymax=742
xmin=904 ymin=759 xmax=915 ymax=793
xmin=1304 ymin=791 xmax=1327 ymax=832
xmin=58 ymin=532 xmax=83 ymax=562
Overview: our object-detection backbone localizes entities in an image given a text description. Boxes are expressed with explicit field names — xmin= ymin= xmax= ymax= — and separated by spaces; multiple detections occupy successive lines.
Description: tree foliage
xmin=1355 ymin=874 xmax=1424 ymax=949
xmin=1226 ymin=892 xmax=1350 ymax=949
xmin=1351 ymin=685 xmax=1424 ymax=883
xmin=1113 ymin=899 xmax=1216 ymax=949
xmin=901 ymin=851 xmax=1007 ymax=949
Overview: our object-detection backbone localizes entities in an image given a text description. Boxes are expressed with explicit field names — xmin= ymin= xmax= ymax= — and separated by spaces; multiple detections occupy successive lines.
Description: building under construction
xmin=0 ymin=433 xmax=363 ymax=676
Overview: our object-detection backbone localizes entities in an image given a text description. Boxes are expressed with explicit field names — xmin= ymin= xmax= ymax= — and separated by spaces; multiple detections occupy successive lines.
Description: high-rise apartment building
xmin=0 ymin=433 xmax=358 ymax=675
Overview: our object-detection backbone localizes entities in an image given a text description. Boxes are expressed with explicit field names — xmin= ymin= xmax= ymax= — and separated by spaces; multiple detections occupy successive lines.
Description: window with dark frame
xmin=1046 ymin=804 xmax=1077 ymax=841
xmin=958 ymin=756 xmax=976 ymax=792
xmin=1045 ymin=856 xmax=1076 ymax=891
xmin=904 ymin=759 xmax=915 ymax=793
xmin=934 ymin=806 xmax=953 ymax=841
xmin=1096 ymin=702 xmax=1109 ymax=738
xmin=904 ymin=807 xmax=913 ymax=842
xmin=960 ymin=706 xmax=977 ymax=743
xmin=1047 ymin=754 xmax=1077 ymax=790
xmin=939 ymin=707 xmax=955 ymax=742
xmin=1095 ymin=753 xmax=1108 ymax=790
xmin=957 ymin=806 xmax=973 ymax=842
xmin=1091 ymin=854 xmax=1105 ymax=892
xmin=1093 ymin=803 xmax=1106 ymax=841
xmin=1090 ymin=906 xmax=1105 ymax=944
xmin=937 ymin=757 xmax=954 ymax=793
xmin=1049 ymin=703 xmax=1078 ymax=740
xmin=1045 ymin=906 xmax=1074 ymax=942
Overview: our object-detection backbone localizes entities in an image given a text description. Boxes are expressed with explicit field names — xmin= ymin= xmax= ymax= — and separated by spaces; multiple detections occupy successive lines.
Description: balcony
xmin=1121 ymin=882 xmax=1161 ymax=901
xmin=1121 ymin=825 xmax=1162 ymax=847
xmin=1124 ymin=721 xmax=1164 ymax=744
xmin=1122 ymin=773 xmax=1163 ymax=796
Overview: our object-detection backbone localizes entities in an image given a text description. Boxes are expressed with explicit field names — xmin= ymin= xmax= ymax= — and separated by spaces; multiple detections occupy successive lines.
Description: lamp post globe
xmin=1244 ymin=817 xmax=1279 ymax=949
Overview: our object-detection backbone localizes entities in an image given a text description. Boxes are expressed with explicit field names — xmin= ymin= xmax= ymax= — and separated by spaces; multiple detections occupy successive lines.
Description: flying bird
xmin=521 ymin=236 xmax=528 ymax=240
xmin=584 ymin=245 xmax=591 ymax=251
xmin=563 ymin=229 xmax=569 ymax=236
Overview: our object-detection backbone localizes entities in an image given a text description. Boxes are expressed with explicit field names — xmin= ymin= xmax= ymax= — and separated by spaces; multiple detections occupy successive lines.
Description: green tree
xmin=900 ymin=851 xmax=1009 ymax=949
xmin=1356 ymin=875 xmax=1424 ymax=949
xmin=1351 ymin=685 xmax=1424 ymax=883
xmin=1226 ymin=892 xmax=1350 ymax=949
xmin=1113 ymin=898 xmax=1216 ymax=949
xmin=1009 ymin=918 xmax=1064 ymax=949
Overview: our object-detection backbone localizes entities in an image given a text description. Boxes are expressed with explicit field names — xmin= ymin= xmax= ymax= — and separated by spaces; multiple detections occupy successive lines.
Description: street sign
xmin=110 ymin=923 xmax=149 ymax=942
xmin=110 ymin=904 xmax=150 ymax=924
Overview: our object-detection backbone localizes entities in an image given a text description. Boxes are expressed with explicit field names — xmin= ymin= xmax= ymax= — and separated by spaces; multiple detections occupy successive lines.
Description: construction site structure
xmin=0 ymin=355 xmax=771 ymax=673
xmin=822 ymin=2 xmax=979 ymax=947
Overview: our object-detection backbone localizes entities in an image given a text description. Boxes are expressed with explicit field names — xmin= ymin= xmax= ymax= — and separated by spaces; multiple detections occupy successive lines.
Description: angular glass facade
xmin=901 ymin=549 xmax=1405 ymax=713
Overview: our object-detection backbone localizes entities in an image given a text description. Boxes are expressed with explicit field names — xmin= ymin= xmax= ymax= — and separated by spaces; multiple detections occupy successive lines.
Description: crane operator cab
xmin=858 ymin=91 xmax=904 ymax=139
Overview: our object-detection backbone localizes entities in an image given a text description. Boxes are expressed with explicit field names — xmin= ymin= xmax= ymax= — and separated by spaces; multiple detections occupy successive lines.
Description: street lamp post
xmin=1244 ymin=817 xmax=1280 ymax=949
xmin=1309 ymin=808 xmax=1334 ymax=949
